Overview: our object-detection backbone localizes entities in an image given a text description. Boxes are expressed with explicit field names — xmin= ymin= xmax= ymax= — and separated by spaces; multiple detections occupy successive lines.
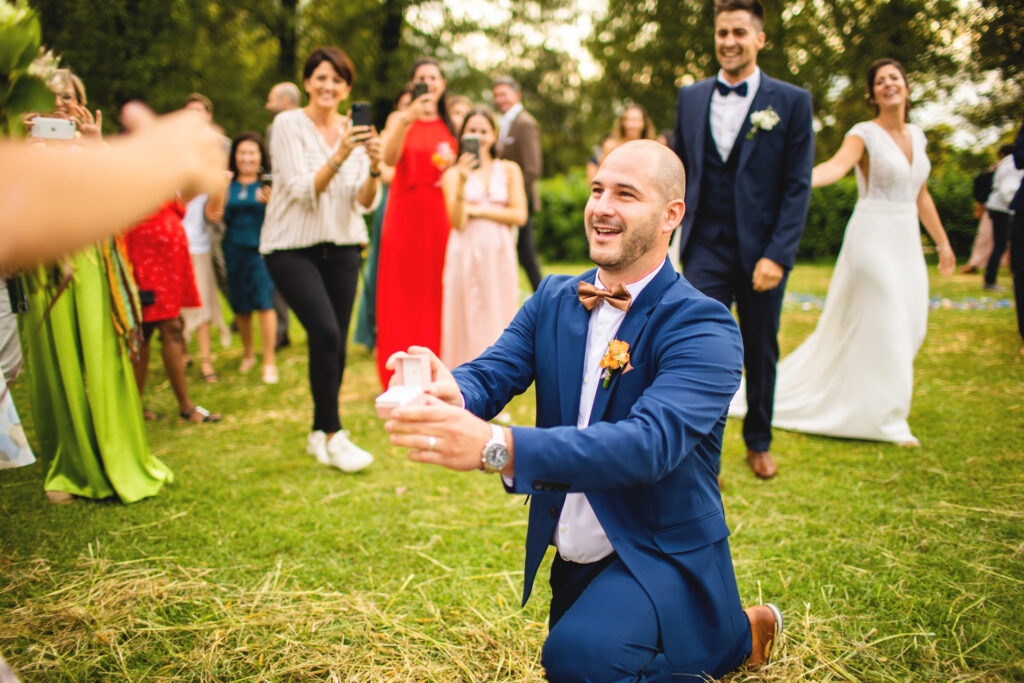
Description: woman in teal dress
xmin=206 ymin=132 xmax=278 ymax=383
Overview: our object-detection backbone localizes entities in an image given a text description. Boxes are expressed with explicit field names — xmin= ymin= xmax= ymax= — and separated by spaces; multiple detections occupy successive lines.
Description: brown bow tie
xmin=577 ymin=281 xmax=632 ymax=312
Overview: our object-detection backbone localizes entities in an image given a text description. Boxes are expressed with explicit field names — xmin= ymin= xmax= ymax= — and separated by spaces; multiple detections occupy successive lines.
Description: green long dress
xmin=17 ymin=244 xmax=173 ymax=503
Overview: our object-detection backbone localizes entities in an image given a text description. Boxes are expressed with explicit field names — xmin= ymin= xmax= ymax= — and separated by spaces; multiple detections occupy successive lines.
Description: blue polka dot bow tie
xmin=715 ymin=81 xmax=748 ymax=97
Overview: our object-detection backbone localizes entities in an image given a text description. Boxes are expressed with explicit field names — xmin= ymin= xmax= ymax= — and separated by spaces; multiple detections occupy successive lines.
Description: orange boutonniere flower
xmin=600 ymin=339 xmax=630 ymax=388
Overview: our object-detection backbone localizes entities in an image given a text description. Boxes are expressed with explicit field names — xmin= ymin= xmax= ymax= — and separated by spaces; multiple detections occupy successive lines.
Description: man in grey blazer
xmin=493 ymin=77 xmax=544 ymax=291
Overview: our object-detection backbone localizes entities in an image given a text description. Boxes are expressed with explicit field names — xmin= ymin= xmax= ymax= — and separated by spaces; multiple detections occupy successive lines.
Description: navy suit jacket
xmin=1011 ymin=121 xmax=1024 ymax=212
xmin=672 ymin=73 xmax=814 ymax=273
xmin=452 ymin=260 xmax=746 ymax=665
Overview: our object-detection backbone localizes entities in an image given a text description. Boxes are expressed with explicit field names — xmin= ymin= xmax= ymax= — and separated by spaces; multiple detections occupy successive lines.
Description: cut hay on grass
xmin=1 ymin=260 xmax=1022 ymax=681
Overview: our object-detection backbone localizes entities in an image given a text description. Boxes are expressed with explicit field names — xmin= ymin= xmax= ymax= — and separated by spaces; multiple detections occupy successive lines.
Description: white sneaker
xmin=306 ymin=431 xmax=330 ymax=465
xmin=326 ymin=431 xmax=373 ymax=473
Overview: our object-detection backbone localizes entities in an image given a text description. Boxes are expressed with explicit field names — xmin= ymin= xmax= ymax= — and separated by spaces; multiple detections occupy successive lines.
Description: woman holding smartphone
xmin=440 ymin=108 xmax=527 ymax=369
xmin=374 ymin=57 xmax=457 ymax=387
xmin=259 ymin=46 xmax=381 ymax=472
xmin=206 ymin=131 xmax=277 ymax=383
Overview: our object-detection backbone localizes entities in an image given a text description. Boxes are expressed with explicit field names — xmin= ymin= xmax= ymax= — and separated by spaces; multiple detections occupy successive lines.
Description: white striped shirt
xmin=259 ymin=108 xmax=379 ymax=253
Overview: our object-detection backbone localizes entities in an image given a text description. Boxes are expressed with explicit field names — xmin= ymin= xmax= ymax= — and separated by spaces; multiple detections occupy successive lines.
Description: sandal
xmin=239 ymin=357 xmax=257 ymax=373
xmin=200 ymin=357 xmax=219 ymax=383
xmin=143 ymin=408 xmax=166 ymax=421
xmin=180 ymin=405 xmax=222 ymax=423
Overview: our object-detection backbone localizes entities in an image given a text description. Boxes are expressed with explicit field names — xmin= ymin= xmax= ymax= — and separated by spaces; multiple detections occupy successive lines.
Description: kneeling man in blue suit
xmin=384 ymin=140 xmax=781 ymax=681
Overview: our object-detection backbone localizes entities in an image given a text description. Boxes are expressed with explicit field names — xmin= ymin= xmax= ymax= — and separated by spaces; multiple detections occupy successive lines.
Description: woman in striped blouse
xmin=259 ymin=46 xmax=381 ymax=473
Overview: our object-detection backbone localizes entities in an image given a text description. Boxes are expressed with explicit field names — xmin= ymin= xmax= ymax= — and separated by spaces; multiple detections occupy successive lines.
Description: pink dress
xmin=441 ymin=161 xmax=520 ymax=368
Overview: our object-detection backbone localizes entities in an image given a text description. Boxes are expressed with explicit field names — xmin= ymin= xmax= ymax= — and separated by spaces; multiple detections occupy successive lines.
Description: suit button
xmin=549 ymin=507 xmax=558 ymax=518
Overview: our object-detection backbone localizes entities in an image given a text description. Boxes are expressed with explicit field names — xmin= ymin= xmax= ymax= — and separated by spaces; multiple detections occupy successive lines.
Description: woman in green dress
xmin=17 ymin=70 xmax=173 ymax=503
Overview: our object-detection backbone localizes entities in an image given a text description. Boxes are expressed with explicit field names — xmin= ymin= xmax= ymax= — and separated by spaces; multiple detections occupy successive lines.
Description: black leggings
xmin=985 ymin=210 xmax=1010 ymax=286
xmin=265 ymin=244 xmax=361 ymax=433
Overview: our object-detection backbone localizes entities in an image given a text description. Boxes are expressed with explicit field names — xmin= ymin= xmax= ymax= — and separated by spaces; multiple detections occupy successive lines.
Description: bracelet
xmin=326 ymin=156 xmax=341 ymax=173
xmin=369 ymin=168 xmax=381 ymax=178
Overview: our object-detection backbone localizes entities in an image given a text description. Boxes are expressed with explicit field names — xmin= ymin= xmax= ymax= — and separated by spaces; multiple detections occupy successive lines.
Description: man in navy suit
xmin=384 ymin=140 xmax=782 ymax=680
xmin=672 ymin=0 xmax=814 ymax=479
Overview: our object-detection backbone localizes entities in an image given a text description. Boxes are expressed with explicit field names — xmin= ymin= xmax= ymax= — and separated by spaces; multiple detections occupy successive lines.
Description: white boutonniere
xmin=746 ymin=106 xmax=780 ymax=140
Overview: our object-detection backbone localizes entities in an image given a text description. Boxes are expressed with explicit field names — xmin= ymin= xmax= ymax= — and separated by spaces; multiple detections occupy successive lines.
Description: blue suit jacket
xmin=672 ymin=73 xmax=815 ymax=273
xmin=452 ymin=260 xmax=746 ymax=666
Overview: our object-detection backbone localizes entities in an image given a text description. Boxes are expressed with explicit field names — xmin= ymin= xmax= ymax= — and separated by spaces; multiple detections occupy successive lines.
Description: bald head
xmin=267 ymin=82 xmax=301 ymax=113
xmin=603 ymin=139 xmax=686 ymax=205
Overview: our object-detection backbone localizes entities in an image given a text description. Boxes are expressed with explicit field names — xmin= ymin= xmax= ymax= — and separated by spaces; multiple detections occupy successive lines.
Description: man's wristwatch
xmin=480 ymin=424 xmax=509 ymax=474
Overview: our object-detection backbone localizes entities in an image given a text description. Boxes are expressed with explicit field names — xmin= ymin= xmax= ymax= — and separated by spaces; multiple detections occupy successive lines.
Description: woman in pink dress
xmin=375 ymin=57 xmax=457 ymax=386
xmin=440 ymin=108 xmax=527 ymax=368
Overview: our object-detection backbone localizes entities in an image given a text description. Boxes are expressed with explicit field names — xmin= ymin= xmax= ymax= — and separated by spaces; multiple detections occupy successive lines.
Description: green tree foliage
xmin=29 ymin=0 xmax=279 ymax=134
xmin=966 ymin=0 xmax=1023 ymax=130
xmin=26 ymin=0 xmax=579 ymax=153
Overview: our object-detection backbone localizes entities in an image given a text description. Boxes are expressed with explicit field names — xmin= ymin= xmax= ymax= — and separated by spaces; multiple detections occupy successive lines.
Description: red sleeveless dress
xmin=375 ymin=119 xmax=456 ymax=387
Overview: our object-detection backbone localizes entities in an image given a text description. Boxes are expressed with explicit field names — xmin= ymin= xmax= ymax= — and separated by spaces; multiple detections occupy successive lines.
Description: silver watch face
xmin=483 ymin=443 xmax=509 ymax=470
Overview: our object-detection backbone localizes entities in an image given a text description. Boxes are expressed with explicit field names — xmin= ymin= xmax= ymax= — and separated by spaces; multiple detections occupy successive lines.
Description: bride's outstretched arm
xmin=811 ymin=135 xmax=865 ymax=188
xmin=916 ymin=186 xmax=955 ymax=276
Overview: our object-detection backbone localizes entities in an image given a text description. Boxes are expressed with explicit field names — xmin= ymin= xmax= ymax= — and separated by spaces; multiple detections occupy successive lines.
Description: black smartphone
xmin=462 ymin=136 xmax=480 ymax=164
xmin=351 ymin=101 xmax=372 ymax=128
xmin=412 ymin=81 xmax=429 ymax=100
xmin=260 ymin=173 xmax=273 ymax=187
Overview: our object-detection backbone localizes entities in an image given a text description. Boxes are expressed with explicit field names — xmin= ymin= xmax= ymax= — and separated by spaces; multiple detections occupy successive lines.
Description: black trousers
xmin=517 ymin=212 xmax=544 ymax=291
xmin=265 ymin=244 xmax=361 ymax=433
xmin=683 ymin=236 xmax=787 ymax=453
xmin=985 ymin=210 xmax=1011 ymax=286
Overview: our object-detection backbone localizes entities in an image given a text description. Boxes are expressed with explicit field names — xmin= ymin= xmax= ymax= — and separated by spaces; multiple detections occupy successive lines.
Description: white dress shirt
xmin=709 ymin=67 xmax=761 ymax=162
xmin=987 ymin=155 xmax=1024 ymax=214
xmin=498 ymin=102 xmax=523 ymax=147
xmin=553 ymin=265 xmax=661 ymax=564
xmin=182 ymin=194 xmax=210 ymax=255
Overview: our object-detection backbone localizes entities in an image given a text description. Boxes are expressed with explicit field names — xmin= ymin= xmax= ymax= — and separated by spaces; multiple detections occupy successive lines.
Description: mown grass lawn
xmin=1 ymin=259 xmax=1022 ymax=681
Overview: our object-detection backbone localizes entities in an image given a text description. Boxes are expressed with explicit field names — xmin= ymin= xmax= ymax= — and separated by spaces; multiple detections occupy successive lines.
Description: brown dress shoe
xmin=744 ymin=603 xmax=783 ymax=668
xmin=746 ymin=449 xmax=778 ymax=478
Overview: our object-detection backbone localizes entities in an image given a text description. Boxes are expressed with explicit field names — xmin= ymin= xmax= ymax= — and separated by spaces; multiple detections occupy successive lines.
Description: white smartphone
xmin=30 ymin=117 xmax=77 ymax=140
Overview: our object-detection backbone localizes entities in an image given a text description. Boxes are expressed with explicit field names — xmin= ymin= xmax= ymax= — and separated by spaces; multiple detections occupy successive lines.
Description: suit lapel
xmin=588 ymin=261 xmax=677 ymax=425
xmin=737 ymin=74 xmax=775 ymax=173
xmin=556 ymin=273 xmax=592 ymax=426
xmin=686 ymin=80 xmax=715 ymax=177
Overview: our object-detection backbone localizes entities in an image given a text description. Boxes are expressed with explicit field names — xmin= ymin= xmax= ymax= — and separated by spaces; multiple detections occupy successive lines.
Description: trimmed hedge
xmin=534 ymin=165 xmax=978 ymax=264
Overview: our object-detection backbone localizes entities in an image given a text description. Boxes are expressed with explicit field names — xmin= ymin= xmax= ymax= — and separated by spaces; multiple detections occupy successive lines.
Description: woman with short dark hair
xmin=259 ymin=46 xmax=381 ymax=472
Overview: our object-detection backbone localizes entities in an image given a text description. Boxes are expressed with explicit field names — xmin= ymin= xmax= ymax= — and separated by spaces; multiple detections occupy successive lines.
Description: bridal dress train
xmin=730 ymin=121 xmax=931 ymax=443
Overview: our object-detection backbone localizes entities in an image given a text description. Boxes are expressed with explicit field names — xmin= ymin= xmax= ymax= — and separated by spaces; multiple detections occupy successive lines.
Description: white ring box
xmin=375 ymin=353 xmax=431 ymax=418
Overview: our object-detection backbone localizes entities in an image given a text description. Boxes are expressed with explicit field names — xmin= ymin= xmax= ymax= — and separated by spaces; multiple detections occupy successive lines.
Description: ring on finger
xmin=427 ymin=435 xmax=437 ymax=451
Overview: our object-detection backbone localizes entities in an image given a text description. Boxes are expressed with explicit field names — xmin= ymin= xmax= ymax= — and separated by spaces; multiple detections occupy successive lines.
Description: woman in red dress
xmin=375 ymin=57 xmax=457 ymax=387
xmin=125 ymin=199 xmax=221 ymax=423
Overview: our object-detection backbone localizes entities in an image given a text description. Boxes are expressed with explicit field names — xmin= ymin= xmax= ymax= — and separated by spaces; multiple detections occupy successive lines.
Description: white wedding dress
xmin=730 ymin=121 xmax=930 ymax=443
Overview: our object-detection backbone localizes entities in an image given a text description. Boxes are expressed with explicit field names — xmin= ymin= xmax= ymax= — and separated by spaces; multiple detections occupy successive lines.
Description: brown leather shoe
xmin=746 ymin=449 xmax=778 ymax=479
xmin=744 ymin=603 xmax=783 ymax=668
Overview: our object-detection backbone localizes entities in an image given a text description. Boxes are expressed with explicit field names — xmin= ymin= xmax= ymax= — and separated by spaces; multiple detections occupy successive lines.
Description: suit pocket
xmin=652 ymin=511 xmax=730 ymax=554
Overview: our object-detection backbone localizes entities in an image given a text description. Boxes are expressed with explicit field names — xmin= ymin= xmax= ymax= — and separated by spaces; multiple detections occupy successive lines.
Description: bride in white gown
xmin=730 ymin=58 xmax=955 ymax=445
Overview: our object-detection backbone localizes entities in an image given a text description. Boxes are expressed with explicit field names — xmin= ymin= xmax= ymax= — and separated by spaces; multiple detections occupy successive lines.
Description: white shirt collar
xmin=500 ymin=102 xmax=523 ymax=124
xmin=594 ymin=261 xmax=662 ymax=303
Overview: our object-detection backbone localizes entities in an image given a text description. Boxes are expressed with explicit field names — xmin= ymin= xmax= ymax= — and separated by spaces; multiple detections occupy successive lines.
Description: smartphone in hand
xmin=30 ymin=117 xmax=76 ymax=140
xmin=412 ymin=82 xmax=429 ymax=100
xmin=462 ymin=136 xmax=480 ymax=165
xmin=351 ymin=101 xmax=372 ymax=128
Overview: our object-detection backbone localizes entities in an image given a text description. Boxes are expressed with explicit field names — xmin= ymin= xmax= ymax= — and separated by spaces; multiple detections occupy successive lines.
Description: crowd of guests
xmin=4 ymin=0 xmax=1024 ymax=679
xmin=0 ymin=46 xmax=544 ymax=498
xmin=3 ymin=32 xmax=1022 ymax=501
